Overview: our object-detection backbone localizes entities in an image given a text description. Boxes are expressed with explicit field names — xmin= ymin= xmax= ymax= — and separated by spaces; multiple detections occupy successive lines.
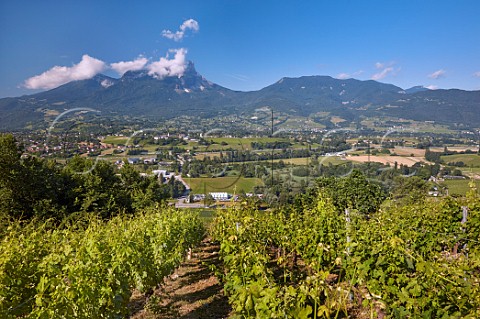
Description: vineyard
xmin=1 ymin=191 xmax=480 ymax=318
xmin=211 ymin=188 xmax=480 ymax=318
xmin=0 ymin=207 xmax=205 ymax=318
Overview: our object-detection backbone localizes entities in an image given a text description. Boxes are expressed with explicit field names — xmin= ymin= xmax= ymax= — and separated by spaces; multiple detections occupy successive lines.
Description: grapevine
xmin=212 ymin=193 xmax=480 ymax=318
xmin=0 ymin=206 xmax=205 ymax=318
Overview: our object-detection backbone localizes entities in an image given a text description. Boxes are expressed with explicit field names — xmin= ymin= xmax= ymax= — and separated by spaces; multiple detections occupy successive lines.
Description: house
xmin=209 ymin=192 xmax=231 ymax=201
xmin=127 ymin=157 xmax=141 ymax=164
xmin=443 ymin=175 xmax=466 ymax=180
xmin=143 ymin=158 xmax=157 ymax=165
xmin=189 ymin=194 xmax=206 ymax=203
xmin=152 ymin=170 xmax=175 ymax=181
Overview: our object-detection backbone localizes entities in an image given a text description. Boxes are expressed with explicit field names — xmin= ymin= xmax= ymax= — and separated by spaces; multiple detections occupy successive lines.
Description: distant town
xmin=7 ymin=113 xmax=480 ymax=208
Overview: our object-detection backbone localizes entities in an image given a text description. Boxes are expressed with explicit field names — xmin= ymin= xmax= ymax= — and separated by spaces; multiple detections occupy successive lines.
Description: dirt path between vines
xmin=129 ymin=238 xmax=231 ymax=319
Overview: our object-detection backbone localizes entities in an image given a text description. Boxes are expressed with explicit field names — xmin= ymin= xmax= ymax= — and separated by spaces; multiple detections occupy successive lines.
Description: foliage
xmin=0 ymin=207 xmax=205 ymax=318
xmin=425 ymin=147 xmax=443 ymax=163
xmin=390 ymin=175 xmax=428 ymax=205
xmin=314 ymin=170 xmax=385 ymax=215
xmin=0 ymin=134 xmax=74 ymax=219
xmin=0 ymin=134 xmax=173 ymax=220
xmin=211 ymin=191 xmax=480 ymax=318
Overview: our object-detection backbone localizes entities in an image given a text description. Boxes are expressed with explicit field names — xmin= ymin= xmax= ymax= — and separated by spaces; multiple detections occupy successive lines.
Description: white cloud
xmin=147 ymin=48 xmax=188 ymax=79
xmin=24 ymin=55 xmax=106 ymax=90
xmin=372 ymin=67 xmax=394 ymax=80
xmin=428 ymin=69 xmax=446 ymax=79
xmin=474 ymin=71 xmax=480 ymax=77
xmin=426 ymin=85 xmax=438 ymax=90
xmin=336 ymin=70 xmax=363 ymax=79
xmin=162 ymin=19 xmax=199 ymax=42
xmin=111 ymin=56 xmax=148 ymax=75
xmin=371 ymin=61 xmax=399 ymax=81
xmin=101 ymin=79 xmax=114 ymax=88
xmin=336 ymin=73 xmax=350 ymax=79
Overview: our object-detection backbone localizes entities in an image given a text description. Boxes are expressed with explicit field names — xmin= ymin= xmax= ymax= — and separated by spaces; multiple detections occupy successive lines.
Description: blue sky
xmin=1 ymin=0 xmax=479 ymax=98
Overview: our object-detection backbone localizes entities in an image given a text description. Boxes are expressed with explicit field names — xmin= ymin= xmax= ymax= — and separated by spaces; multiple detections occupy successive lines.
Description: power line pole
xmin=271 ymin=109 xmax=274 ymax=137
xmin=270 ymin=109 xmax=274 ymax=189
xmin=367 ymin=140 xmax=371 ymax=176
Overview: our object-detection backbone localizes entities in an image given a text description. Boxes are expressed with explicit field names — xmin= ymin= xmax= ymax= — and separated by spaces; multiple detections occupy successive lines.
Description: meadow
xmin=185 ymin=177 xmax=263 ymax=194
xmin=441 ymin=153 xmax=480 ymax=167
xmin=441 ymin=179 xmax=480 ymax=195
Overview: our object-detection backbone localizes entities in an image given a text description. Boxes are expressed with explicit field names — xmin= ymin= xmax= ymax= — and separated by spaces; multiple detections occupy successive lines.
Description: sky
xmin=1 ymin=0 xmax=479 ymax=98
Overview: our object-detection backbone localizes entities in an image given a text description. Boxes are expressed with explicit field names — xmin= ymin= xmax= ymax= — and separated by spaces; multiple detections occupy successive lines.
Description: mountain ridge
xmin=1 ymin=62 xmax=479 ymax=130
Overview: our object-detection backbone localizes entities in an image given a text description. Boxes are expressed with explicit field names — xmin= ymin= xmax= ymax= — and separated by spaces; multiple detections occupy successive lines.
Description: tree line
xmin=0 ymin=134 xmax=184 ymax=220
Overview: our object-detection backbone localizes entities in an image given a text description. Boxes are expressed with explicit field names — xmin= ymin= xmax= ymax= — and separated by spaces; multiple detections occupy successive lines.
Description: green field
xmin=441 ymin=154 xmax=480 ymax=167
xmin=102 ymin=136 xmax=129 ymax=145
xmin=186 ymin=177 xmax=264 ymax=193
xmin=208 ymin=137 xmax=289 ymax=150
xmin=441 ymin=179 xmax=480 ymax=195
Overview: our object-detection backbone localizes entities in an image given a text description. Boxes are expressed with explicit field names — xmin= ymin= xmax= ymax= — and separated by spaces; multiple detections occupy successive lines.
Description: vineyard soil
xmin=129 ymin=238 xmax=231 ymax=319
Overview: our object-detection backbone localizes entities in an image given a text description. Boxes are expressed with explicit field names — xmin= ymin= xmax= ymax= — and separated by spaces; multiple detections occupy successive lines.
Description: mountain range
xmin=1 ymin=61 xmax=479 ymax=130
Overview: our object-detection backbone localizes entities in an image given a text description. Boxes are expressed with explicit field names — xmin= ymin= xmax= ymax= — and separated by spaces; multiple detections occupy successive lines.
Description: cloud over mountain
xmin=428 ymin=69 xmax=446 ymax=79
xmin=111 ymin=56 xmax=148 ymax=75
xmin=336 ymin=70 xmax=363 ymax=80
xmin=371 ymin=61 xmax=400 ymax=81
xmin=372 ymin=67 xmax=394 ymax=80
xmin=23 ymin=49 xmax=190 ymax=90
xmin=24 ymin=55 xmax=106 ymax=90
xmin=147 ymin=48 xmax=188 ymax=79
xmin=162 ymin=19 xmax=199 ymax=41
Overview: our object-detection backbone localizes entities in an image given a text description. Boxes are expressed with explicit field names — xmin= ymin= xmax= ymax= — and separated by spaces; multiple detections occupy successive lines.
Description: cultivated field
xmin=392 ymin=146 xmax=426 ymax=157
xmin=348 ymin=155 xmax=425 ymax=166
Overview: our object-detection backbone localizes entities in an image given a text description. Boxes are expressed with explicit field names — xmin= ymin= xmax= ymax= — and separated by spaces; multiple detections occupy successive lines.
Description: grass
xmin=441 ymin=154 xmax=480 ymax=167
xmin=194 ymin=152 xmax=222 ymax=160
xmin=465 ymin=167 xmax=480 ymax=174
xmin=273 ymin=157 xmax=312 ymax=165
xmin=186 ymin=177 xmax=264 ymax=194
xmin=102 ymin=136 xmax=129 ymax=145
xmin=206 ymin=137 xmax=289 ymax=150
xmin=441 ymin=179 xmax=480 ymax=196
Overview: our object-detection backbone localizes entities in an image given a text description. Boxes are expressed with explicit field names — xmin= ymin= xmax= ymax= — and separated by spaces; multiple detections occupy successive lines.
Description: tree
xmin=66 ymin=158 xmax=131 ymax=217
xmin=315 ymin=170 xmax=385 ymax=215
xmin=0 ymin=134 xmax=73 ymax=219
xmin=0 ymin=134 xmax=23 ymax=217
xmin=425 ymin=147 xmax=442 ymax=163
xmin=391 ymin=176 xmax=428 ymax=205
xmin=119 ymin=163 xmax=168 ymax=209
